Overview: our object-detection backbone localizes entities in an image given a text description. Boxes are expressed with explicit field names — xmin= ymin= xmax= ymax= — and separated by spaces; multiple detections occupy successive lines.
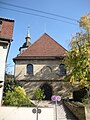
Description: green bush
xmin=34 ymin=88 xmax=45 ymax=101
xmin=3 ymin=86 xmax=34 ymax=107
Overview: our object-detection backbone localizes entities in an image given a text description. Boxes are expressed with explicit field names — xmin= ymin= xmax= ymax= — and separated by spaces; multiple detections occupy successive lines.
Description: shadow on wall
xmin=15 ymin=65 xmax=64 ymax=81
xmin=15 ymin=65 xmax=73 ymax=100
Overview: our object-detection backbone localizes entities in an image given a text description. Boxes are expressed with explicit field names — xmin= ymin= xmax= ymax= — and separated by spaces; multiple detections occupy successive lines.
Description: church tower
xmin=19 ymin=30 xmax=31 ymax=53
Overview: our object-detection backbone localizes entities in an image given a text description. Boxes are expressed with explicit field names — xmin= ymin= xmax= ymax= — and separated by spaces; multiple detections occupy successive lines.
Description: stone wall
xmin=15 ymin=59 xmax=63 ymax=80
xmin=20 ymin=81 xmax=72 ymax=99
xmin=63 ymin=101 xmax=86 ymax=120
xmin=14 ymin=58 xmax=72 ymax=99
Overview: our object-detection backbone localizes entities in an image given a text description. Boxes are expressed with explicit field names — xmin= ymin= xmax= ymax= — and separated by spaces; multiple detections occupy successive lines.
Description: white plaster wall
xmin=0 ymin=107 xmax=54 ymax=120
xmin=0 ymin=46 xmax=8 ymax=81
xmin=0 ymin=45 xmax=8 ymax=106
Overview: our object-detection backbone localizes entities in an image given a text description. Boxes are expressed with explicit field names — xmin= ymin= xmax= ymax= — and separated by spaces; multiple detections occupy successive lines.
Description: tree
xmin=65 ymin=13 xmax=90 ymax=89
xmin=80 ymin=13 xmax=90 ymax=32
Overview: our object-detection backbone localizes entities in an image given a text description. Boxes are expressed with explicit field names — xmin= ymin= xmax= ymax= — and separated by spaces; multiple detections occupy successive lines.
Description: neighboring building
xmin=13 ymin=33 xmax=71 ymax=100
xmin=0 ymin=17 xmax=14 ymax=105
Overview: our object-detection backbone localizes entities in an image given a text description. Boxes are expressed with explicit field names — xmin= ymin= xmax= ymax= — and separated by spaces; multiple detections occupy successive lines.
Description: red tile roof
xmin=18 ymin=33 xmax=67 ymax=57
xmin=0 ymin=17 xmax=14 ymax=40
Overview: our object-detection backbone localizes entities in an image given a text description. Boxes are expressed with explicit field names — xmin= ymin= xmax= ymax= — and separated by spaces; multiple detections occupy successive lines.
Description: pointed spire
xmin=25 ymin=26 xmax=31 ymax=42
xmin=27 ymin=30 xmax=30 ymax=38
xmin=19 ymin=27 xmax=31 ymax=53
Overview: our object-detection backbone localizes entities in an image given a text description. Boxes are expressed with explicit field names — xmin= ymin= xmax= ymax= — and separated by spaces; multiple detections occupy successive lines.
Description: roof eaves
xmin=0 ymin=37 xmax=13 ymax=41
xmin=0 ymin=17 xmax=14 ymax=22
xmin=13 ymin=56 xmax=66 ymax=63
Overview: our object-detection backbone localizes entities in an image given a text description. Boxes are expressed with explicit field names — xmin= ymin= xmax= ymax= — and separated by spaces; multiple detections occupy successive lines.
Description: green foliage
xmin=3 ymin=86 xmax=33 ymax=107
xmin=80 ymin=13 xmax=90 ymax=32
xmin=3 ymin=79 xmax=20 ymax=97
xmin=34 ymin=88 xmax=45 ymax=101
xmin=65 ymin=13 xmax=90 ymax=88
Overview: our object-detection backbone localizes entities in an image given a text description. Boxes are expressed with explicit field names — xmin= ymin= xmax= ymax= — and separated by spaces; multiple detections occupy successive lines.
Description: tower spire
xmin=25 ymin=26 xmax=31 ymax=43
xmin=19 ymin=27 xmax=31 ymax=53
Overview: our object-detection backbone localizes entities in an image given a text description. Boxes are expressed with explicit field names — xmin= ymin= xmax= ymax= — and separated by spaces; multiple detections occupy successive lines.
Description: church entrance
xmin=40 ymin=83 xmax=52 ymax=100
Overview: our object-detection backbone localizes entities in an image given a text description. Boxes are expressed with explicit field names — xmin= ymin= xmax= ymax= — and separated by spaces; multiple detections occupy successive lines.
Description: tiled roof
xmin=18 ymin=33 xmax=67 ymax=57
xmin=0 ymin=17 xmax=14 ymax=40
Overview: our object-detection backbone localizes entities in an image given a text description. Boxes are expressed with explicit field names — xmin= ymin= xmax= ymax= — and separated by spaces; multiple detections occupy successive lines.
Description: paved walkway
xmin=37 ymin=101 xmax=78 ymax=120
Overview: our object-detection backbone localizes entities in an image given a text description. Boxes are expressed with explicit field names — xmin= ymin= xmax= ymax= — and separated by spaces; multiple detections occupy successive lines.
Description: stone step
xmin=57 ymin=104 xmax=77 ymax=120
xmin=53 ymin=101 xmax=77 ymax=120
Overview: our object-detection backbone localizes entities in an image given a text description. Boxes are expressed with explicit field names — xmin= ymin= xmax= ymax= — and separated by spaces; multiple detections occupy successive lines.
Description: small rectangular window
xmin=3 ymin=45 xmax=7 ymax=49
xmin=0 ymin=20 xmax=2 ymax=31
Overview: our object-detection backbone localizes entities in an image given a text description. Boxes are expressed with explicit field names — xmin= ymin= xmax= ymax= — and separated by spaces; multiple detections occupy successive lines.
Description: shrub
xmin=3 ymin=86 xmax=34 ymax=107
xmin=34 ymin=88 xmax=45 ymax=102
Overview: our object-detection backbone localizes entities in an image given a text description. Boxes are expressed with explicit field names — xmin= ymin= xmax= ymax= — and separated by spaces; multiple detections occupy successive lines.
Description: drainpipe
xmin=6 ymin=39 xmax=12 ymax=63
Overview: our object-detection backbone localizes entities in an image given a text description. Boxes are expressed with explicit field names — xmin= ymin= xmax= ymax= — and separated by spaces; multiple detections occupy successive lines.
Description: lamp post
xmin=51 ymin=95 xmax=61 ymax=120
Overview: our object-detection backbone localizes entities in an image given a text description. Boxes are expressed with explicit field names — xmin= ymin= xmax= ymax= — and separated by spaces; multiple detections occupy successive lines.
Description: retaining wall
xmin=63 ymin=101 xmax=90 ymax=120
xmin=0 ymin=106 xmax=54 ymax=120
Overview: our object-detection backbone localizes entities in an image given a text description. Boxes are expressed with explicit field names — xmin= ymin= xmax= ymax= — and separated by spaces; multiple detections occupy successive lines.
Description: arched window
xmin=59 ymin=64 xmax=66 ymax=76
xmin=27 ymin=64 xmax=33 ymax=74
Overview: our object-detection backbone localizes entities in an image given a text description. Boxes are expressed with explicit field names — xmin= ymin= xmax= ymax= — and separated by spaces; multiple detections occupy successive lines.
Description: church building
xmin=13 ymin=32 xmax=71 ymax=100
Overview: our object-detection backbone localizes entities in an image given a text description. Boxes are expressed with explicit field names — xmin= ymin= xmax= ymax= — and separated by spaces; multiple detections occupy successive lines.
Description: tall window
xmin=27 ymin=64 xmax=33 ymax=74
xmin=59 ymin=64 xmax=66 ymax=76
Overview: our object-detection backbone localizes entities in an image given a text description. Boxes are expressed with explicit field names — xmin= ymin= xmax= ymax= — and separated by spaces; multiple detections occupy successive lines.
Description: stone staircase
xmin=32 ymin=100 xmax=78 ymax=120
xmin=56 ymin=104 xmax=68 ymax=120
xmin=55 ymin=102 xmax=77 ymax=120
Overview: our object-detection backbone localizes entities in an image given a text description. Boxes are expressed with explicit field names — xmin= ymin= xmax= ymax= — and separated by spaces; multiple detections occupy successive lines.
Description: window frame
xmin=27 ymin=64 xmax=33 ymax=75
xmin=59 ymin=63 xmax=66 ymax=76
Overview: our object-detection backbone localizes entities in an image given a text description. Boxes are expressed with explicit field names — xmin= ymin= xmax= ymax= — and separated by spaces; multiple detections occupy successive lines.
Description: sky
xmin=0 ymin=0 xmax=90 ymax=74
